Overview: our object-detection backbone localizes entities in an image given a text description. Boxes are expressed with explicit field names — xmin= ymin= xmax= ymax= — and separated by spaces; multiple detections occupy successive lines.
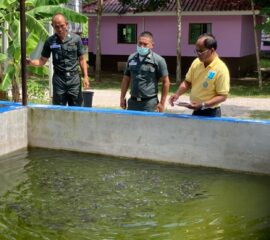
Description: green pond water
xmin=0 ymin=148 xmax=270 ymax=240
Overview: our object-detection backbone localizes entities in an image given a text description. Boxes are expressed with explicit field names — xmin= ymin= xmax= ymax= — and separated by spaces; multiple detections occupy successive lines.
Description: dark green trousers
xmin=127 ymin=97 xmax=158 ymax=112
xmin=52 ymin=73 xmax=82 ymax=106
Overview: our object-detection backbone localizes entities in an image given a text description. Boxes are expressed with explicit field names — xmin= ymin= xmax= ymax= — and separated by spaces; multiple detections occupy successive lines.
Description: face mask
xmin=137 ymin=45 xmax=150 ymax=56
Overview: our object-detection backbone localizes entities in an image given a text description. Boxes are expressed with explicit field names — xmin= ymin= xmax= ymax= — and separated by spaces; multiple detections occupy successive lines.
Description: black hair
xmin=139 ymin=31 xmax=154 ymax=41
xmin=198 ymin=33 xmax=217 ymax=50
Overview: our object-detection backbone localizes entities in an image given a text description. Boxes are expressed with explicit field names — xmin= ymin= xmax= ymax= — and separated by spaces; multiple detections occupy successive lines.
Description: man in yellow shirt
xmin=169 ymin=33 xmax=230 ymax=117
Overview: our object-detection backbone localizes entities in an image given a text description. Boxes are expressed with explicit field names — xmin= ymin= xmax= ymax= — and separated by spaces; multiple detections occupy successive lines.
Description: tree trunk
xmin=0 ymin=23 xmax=8 ymax=100
xmin=12 ymin=79 xmax=20 ymax=102
xmin=0 ymin=71 xmax=8 ymax=100
xmin=251 ymin=0 xmax=263 ymax=89
xmin=95 ymin=0 xmax=103 ymax=82
xmin=176 ymin=0 xmax=182 ymax=83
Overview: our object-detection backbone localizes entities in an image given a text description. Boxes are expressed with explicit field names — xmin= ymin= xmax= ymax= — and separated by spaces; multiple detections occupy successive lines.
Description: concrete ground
xmin=91 ymin=89 xmax=270 ymax=119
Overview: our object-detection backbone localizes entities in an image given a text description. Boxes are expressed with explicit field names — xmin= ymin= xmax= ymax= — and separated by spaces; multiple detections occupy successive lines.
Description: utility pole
xmin=20 ymin=0 xmax=27 ymax=105
xmin=251 ymin=0 xmax=263 ymax=89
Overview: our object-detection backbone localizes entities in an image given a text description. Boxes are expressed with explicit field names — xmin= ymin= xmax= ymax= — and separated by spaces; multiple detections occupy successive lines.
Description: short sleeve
xmin=216 ymin=66 xmax=230 ymax=95
xmin=185 ymin=59 xmax=198 ymax=83
xmin=156 ymin=57 xmax=168 ymax=79
xmin=41 ymin=39 xmax=51 ymax=58
xmin=77 ymin=36 xmax=85 ymax=57
xmin=124 ymin=55 xmax=133 ymax=76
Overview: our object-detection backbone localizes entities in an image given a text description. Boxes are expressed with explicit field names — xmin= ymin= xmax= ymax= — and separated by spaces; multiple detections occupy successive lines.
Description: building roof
xmin=83 ymin=0 xmax=257 ymax=16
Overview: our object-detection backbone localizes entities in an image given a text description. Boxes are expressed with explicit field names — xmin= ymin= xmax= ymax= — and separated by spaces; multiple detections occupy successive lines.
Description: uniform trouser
xmin=192 ymin=107 xmax=221 ymax=117
xmin=52 ymin=73 xmax=82 ymax=106
xmin=127 ymin=97 xmax=158 ymax=112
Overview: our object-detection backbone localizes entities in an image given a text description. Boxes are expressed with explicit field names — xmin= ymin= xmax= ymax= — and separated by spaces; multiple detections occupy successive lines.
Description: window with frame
xmin=189 ymin=23 xmax=212 ymax=44
xmin=118 ymin=24 xmax=137 ymax=44
xmin=262 ymin=32 xmax=270 ymax=46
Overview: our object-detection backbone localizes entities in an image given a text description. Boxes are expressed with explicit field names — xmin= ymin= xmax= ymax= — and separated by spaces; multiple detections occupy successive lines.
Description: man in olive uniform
xmin=27 ymin=13 xmax=89 ymax=106
xmin=120 ymin=31 xmax=170 ymax=112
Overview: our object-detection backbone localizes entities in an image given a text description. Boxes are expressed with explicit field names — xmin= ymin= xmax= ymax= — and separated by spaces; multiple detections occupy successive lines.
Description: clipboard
xmin=174 ymin=101 xmax=191 ymax=107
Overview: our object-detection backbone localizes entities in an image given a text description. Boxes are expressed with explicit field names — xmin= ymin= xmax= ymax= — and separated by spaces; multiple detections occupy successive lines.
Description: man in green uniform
xmin=27 ymin=13 xmax=89 ymax=106
xmin=120 ymin=31 xmax=170 ymax=112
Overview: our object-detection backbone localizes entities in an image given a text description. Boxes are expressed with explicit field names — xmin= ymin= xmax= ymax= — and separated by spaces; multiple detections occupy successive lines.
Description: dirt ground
xmin=91 ymin=89 xmax=270 ymax=119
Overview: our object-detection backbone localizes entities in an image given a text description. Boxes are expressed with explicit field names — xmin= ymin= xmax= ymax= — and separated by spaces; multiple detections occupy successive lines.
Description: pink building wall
xmin=88 ymin=15 xmax=256 ymax=57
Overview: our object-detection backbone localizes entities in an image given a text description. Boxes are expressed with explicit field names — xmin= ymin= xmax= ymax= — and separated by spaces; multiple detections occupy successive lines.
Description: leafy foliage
xmin=27 ymin=78 xmax=50 ymax=103
xmin=255 ymin=0 xmax=270 ymax=33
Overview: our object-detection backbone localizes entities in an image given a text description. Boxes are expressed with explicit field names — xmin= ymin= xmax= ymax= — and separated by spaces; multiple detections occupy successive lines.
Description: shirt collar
xmin=208 ymin=55 xmax=219 ymax=68
xmin=143 ymin=51 xmax=154 ymax=64
xmin=198 ymin=55 xmax=219 ymax=69
xmin=54 ymin=32 xmax=71 ymax=43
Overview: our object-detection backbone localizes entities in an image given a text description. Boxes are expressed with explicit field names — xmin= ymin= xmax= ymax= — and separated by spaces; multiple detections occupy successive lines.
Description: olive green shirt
xmin=41 ymin=32 xmax=85 ymax=72
xmin=124 ymin=51 xmax=168 ymax=98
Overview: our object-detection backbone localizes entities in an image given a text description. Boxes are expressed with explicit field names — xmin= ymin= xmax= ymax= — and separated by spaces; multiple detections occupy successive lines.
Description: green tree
xmin=256 ymin=0 xmax=270 ymax=33
xmin=0 ymin=0 xmax=87 ymax=101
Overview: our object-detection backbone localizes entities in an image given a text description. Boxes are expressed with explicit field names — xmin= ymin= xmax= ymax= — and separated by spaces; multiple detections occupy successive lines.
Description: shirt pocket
xmin=67 ymin=45 xmax=78 ymax=60
xmin=52 ymin=48 xmax=62 ymax=63
xmin=140 ymin=64 xmax=156 ymax=79
xmin=129 ymin=65 xmax=139 ymax=76
xmin=140 ymin=64 xmax=155 ymax=73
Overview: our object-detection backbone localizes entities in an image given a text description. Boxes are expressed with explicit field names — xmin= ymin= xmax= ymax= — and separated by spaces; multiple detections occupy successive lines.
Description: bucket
xmin=82 ymin=90 xmax=94 ymax=107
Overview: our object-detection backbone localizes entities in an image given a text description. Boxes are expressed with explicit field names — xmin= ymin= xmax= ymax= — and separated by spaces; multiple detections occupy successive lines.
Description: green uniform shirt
xmin=41 ymin=32 xmax=85 ymax=72
xmin=124 ymin=51 xmax=168 ymax=98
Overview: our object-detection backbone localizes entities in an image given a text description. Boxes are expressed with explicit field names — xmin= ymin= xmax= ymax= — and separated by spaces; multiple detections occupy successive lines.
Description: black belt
xmin=203 ymin=107 xmax=220 ymax=110
xmin=54 ymin=69 xmax=79 ymax=77
xmin=131 ymin=95 xmax=157 ymax=102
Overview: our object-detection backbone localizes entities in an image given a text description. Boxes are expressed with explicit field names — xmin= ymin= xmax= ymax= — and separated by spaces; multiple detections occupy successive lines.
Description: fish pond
xmin=0 ymin=148 xmax=270 ymax=240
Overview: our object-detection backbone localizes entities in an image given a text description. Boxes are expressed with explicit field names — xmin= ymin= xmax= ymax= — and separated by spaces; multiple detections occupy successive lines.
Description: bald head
xmin=195 ymin=33 xmax=218 ymax=65
xmin=197 ymin=33 xmax=217 ymax=50
xmin=52 ymin=13 xmax=67 ymax=25
xmin=51 ymin=13 xmax=68 ymax=40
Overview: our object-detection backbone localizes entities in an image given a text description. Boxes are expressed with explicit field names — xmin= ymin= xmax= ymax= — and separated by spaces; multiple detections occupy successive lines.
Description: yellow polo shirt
xmin=185 ymin=56 xmax=230 ymax=108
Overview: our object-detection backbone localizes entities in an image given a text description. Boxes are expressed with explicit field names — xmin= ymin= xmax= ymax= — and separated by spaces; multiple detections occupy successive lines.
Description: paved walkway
xmin=91 ymin=89 xmax=270 ymax=119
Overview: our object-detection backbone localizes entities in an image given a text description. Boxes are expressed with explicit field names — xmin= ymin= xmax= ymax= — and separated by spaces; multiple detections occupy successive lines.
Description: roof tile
xmin=83 ymin=0 xmax=253 ymax=14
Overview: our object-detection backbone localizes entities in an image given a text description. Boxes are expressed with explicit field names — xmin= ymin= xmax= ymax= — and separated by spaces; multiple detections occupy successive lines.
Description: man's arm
xmin=169 ymin=80 xmax=191 ymax=106
xmin=120 ymin=75 xmax=130 ymax=109
xmin=157 ymin=75 xmax=170 ymax=112
xmin=188 ymin=94 xmax=227 ymax=110
xmin=27 ymin=56 xmax=48 ymax=66
xmin=79 ymin=55 xmax=90 ymax=89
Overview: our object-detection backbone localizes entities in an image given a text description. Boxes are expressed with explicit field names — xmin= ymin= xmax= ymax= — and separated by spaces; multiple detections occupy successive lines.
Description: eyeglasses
xmin=194 ymin=49 xmax=209 ymax=55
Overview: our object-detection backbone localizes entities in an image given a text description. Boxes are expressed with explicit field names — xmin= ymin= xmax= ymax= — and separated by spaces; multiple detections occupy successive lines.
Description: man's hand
xmin=82 ymin=76 xmax=90 ymax=89
xmin=26 ymin=58 xmax=32 ymax=65
xmin=187 ymin=102 xmax=202 ymax=110
xmin=156 ymin=102 xmax=165 ymax=112
xmin=120 ymin=97 xmax=127 ymax=109
xmin=169 ymin=93 xmax=180 ymax=106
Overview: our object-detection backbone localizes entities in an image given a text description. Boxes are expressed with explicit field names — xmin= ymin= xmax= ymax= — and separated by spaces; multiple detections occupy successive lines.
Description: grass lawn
xmin=89 ymin=70 xmax=270 ymax=97
xmin=249 ymin=110 xmax=270 ymax=119
xmin=27 ymin=70 xmax=270 ymax=99
xmin=22 ymin=70 xmax=270 ymax=119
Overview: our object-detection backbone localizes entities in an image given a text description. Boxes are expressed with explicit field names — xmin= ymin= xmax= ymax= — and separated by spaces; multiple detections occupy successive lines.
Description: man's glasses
xmin=194 ymin=49 xmax=209 ymax=55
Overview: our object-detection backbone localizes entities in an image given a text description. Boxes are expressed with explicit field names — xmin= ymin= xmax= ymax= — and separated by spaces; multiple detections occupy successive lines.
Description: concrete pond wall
xmin=1 ymin=101 xmax=270 ymax=175
xmin=0 ymin=102 xmax=28 ymax=156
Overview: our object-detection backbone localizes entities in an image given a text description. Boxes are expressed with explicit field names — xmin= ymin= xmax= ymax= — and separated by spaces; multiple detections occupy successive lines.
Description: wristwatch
xmin=201 ymin=102 xmax=206 ymax=110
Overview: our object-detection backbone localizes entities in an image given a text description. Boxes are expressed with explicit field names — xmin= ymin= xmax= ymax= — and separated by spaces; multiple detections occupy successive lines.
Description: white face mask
xmin=137 ymin=45 xmax=150 ymax=56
